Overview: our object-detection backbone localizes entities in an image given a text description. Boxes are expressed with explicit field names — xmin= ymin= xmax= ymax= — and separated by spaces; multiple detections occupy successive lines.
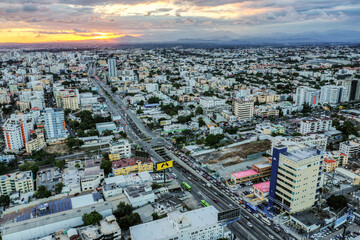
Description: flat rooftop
xmin=231 ymin=169 xmax=258 ymax=179
xmin=253 ymin=181 xmax=270 ymax=193
xmin=130 ymin=206 xmax=219 ymax=240
xmin=282 ymin=148 xmax=318 ymax=162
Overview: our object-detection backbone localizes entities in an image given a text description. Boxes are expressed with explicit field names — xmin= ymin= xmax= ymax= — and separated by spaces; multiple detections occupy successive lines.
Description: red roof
xmin=253 ymin=181 xmax=270 ymax=193
xmin=232 ymin=169 xmax=258 ymax=179
xmin=324 ymin=158 xmax=337 ymax=164
xmin=112 ymin=158 xmax=152 ymax=169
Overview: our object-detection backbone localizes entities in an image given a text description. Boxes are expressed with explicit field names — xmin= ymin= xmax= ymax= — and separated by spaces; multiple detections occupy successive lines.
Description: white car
xmin=284 ymin=229 xmax=290 ymax=234
xmin=247 ymin=222 xmax=253 ymax=228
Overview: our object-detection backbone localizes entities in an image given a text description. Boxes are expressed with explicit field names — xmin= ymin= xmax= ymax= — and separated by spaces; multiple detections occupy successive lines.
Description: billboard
xmin=334 ymin=211 xmax=352 ymax=229
xmin=218 ymin=208 xmax=241 ymax=223
xmin=156 ymin=160 xmax=173 ymax=171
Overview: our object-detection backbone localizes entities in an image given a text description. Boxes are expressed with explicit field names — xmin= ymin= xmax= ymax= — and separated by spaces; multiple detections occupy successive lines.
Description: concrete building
xmin=130 ymin=206 xmax=222 ymax=240
xmin=320 ymin=85 xmax=344 ymax=104
xmin=44 ymin=108 xmax=68 ymax=140
xmin=25 ymin=129 xmax=46 ymax=153
xmin=299 ymin=117 xmax=332 ymax=135
xmin=112 ymin=158 xmax=154 ymax=176
xmin=108 ymin=58 xmax=118 ymax=78
xmin=3 ymin=116 xmax=31 ymax=152
xmin=336 ymin=76 xmax=360 ymax=102
xmin=80 ymin=166 xmax=104 ymax=192
xmin=124 ymin=184 xmax=156 ymax=207
xmin=295 ymin=86 xmax=320 ymax=107
xmin=232 ymin=97 xmax=254 ymax=122
xmin=339 ymin=137 xmax=360 ymax=158
xmin=0 ymin=171 xmax=34 ymax=196
xmin=109 ymin=140 xmax=131 ymax=160
xmin=1 ymin=201 xmax=113 ymax=240
xmin=103 ymin=172 xmax=153 ymax=200
xmin=268 ymin=145 xmax=323 ymax=213
xmin=323 ymin=158 xmax=338 ymax=172
xmin=96 ymin=122 xmax=118 ymax=134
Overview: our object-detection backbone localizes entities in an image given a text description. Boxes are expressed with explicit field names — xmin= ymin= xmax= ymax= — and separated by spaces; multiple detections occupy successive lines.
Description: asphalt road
xmin=88 ymin=70 xmax=287 ymax=240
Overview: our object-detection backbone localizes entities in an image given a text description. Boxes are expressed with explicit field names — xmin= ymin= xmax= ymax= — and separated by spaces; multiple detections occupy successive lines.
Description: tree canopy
xmin=326 ymin=195 xmax=348 ymax=210
xmin=82 ymin=211 xmax=103 ymax=226
xmin=34 ymin=185 xmax=52 ymax=199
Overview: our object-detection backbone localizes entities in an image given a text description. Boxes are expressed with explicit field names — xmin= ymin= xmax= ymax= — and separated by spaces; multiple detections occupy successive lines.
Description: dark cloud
xmin=23 ymin=4 xmax=38 ymax=11
xmin=73 ymin=28 xmax=88 ymax=33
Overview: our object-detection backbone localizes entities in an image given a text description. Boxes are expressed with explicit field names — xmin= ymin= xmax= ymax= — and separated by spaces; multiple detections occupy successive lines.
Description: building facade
xmin=268 ymin=145 xmax=323 ymax=213
xmin=232 ymin=98 xmax=254 ymax=122
xmin=44 ymin=108 xmax=68 ymax=140
xmin=0 ymin=171 xmax=34 ymax=196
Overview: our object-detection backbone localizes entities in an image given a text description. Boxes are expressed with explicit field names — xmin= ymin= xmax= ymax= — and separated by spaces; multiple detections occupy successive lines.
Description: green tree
xmin=0 ymin=195 xmax=10 ymax=208
xmin=34 ymin=185 xmax=52 ymax=199
xmin=82 ymin=211 xmax=103 ymax=226
xmin=205 ymin=134 xmax=224 ymax=146
xmin=54 ymin=183 xmax=64 ymax=194
xmin=292 ymin=132 xmax=302 ymax=137
xmin=102 ymin=129 xmax=113 ymax=136
xmin=326 ymin=195 xmax=348 ymax=210
xmin=100 ymin=160 xmax=112 ymax=176
xmin=148 ymin=96 xmax=160 ymax=104
xmin=116 ymin=202 xmax=133 ymax=218
xmin=152 ymin=213 xmax=159 ymax=220
xmin=137 ymin=108 xmax=144 ymax=114
xmin=195 ymin=106 xmax=203 ymax=115
xmin=55 ymin=160 xmax=66 ymax=170
xmin=198 ymin=117 xmax=205 ymax=127
xmin=301 ymin=102 xmax=312 ymax=115
xmin=66 ymin=137 xmax=84 ymax=149
xmin=111 ymin=87 xmax=117 ymax=93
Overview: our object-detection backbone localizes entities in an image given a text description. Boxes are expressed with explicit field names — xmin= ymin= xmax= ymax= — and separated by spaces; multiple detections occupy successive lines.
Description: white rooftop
xmin=130 ymin=206 xmax=219 ymax=240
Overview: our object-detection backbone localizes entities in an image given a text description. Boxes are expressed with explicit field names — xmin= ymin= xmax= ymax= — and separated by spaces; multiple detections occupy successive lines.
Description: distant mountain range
xmin=1 ymin=30 xmax=360 ymax=49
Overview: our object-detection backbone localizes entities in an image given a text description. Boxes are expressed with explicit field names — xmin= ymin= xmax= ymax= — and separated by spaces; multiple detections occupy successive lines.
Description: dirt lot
xmin=199 ymin=140 xmax=271 ymax=166
xmin=45 ymin=143 xmax=70 ymax=154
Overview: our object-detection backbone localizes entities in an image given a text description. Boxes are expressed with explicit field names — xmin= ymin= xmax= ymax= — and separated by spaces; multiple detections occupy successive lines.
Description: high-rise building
xmin=44 ymin=108 xmax=68 ymax=140
xmin=108 ymin=58 xmax=117 ymax=78
xmin=232 ymin=97 xmax=254 ymax=122
xmin=295 ymin=86 xmax=320 ymax=106
xmin=320 ymin=85 xmax=344 ymax=104
xmin=3 ymin=115 xmax=31 ymax=152
xmin=268 ymin=145 xmax=323 ymax=213
xmin=336 ymin=75 xmax=360 ymax=102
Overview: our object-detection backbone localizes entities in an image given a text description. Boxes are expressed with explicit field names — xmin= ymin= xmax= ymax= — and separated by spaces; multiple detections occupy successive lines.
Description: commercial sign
xmin=334 ymin=211 xmax=352 ymax=229
xmin=160 ymin=120 xmax=172 ymax=126
xmin=156 ymin=160 xmax=173 ymax=171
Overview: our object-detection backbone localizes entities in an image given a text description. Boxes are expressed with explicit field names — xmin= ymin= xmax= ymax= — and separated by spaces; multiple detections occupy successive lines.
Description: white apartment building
xmin=80 ymin=166 xmax=104 ymax=192
xmin=0 ymin=171 xmax=34 ymax=196
xmin=339 ymin=137 xmax=360 ymax=158
xmin=199 ymin=97 xmax=226 ymax=109
xmin=130 ymin=206 xmax=222 ymax=240
xmin=124 ymin=184 xmax=156 ymax=208
xmin=232 ymin=97 xmax=254 ymax=122
xmin=320 ymin=85 xmax=344 ymax=104
xmin=299 ymin=117 xmax=332 ymax=135
xmin=3 ymin=115 xmax=32 ymax=152
xmin=146 ymin=83 xmax=159 ymax=92
xmin=109 ymin=140 xmax=131 ymax=157
xmin=295 ymin=86 xmax=320 ymax=106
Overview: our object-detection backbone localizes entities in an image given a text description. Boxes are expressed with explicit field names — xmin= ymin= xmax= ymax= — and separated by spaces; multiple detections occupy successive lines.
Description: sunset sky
xmin=0 ymin=0 xmax=359 ymax=43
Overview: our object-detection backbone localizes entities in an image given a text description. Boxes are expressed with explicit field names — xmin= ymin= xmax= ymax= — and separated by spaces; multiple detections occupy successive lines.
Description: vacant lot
xmin=198 ymin=140 xmax=271 ymax=167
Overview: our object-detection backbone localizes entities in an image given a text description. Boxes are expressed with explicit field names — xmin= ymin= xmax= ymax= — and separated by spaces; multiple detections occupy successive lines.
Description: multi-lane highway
xmin=87 ymin=65 xmax=294 ymax=240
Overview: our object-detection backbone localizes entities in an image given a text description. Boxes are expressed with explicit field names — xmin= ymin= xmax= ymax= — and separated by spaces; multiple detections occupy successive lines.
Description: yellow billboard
xmin=156 ymin=160 xmax=173 ymax=171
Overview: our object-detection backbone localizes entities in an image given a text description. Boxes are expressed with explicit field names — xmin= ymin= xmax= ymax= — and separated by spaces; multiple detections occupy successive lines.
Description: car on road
xmin=268 ymin=234 xmax=275 ymax=239
xmin=244 ymin=215 xmax=250 ymax=220
xmin=213 ymin=198 xmax=217 ymax=203
xmin=247 ymin=222 xmax=253 ymax=228
xmin=284 ymin=229 xmax=290 ymax=234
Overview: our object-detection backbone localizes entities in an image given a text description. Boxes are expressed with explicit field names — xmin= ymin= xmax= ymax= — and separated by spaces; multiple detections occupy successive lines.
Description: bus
xmin=182 ymin=182 xmax=191 ymax=191
xmin=201 ymin=200 xmax=210 ymax=207
xmin=246 ymin=203 xmax=258 ymax=213
xmin=261 ymin=217 xmax=271 ymax=226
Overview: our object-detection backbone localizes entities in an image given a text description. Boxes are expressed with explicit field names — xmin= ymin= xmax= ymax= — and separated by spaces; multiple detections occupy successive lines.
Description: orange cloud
xmin=0 ymin=28 xmax=141 ymax=43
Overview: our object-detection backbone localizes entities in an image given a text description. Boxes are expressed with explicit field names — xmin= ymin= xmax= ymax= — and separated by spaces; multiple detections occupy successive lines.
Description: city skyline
xmin=0 ymin=0 xmax=360 ymax=44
